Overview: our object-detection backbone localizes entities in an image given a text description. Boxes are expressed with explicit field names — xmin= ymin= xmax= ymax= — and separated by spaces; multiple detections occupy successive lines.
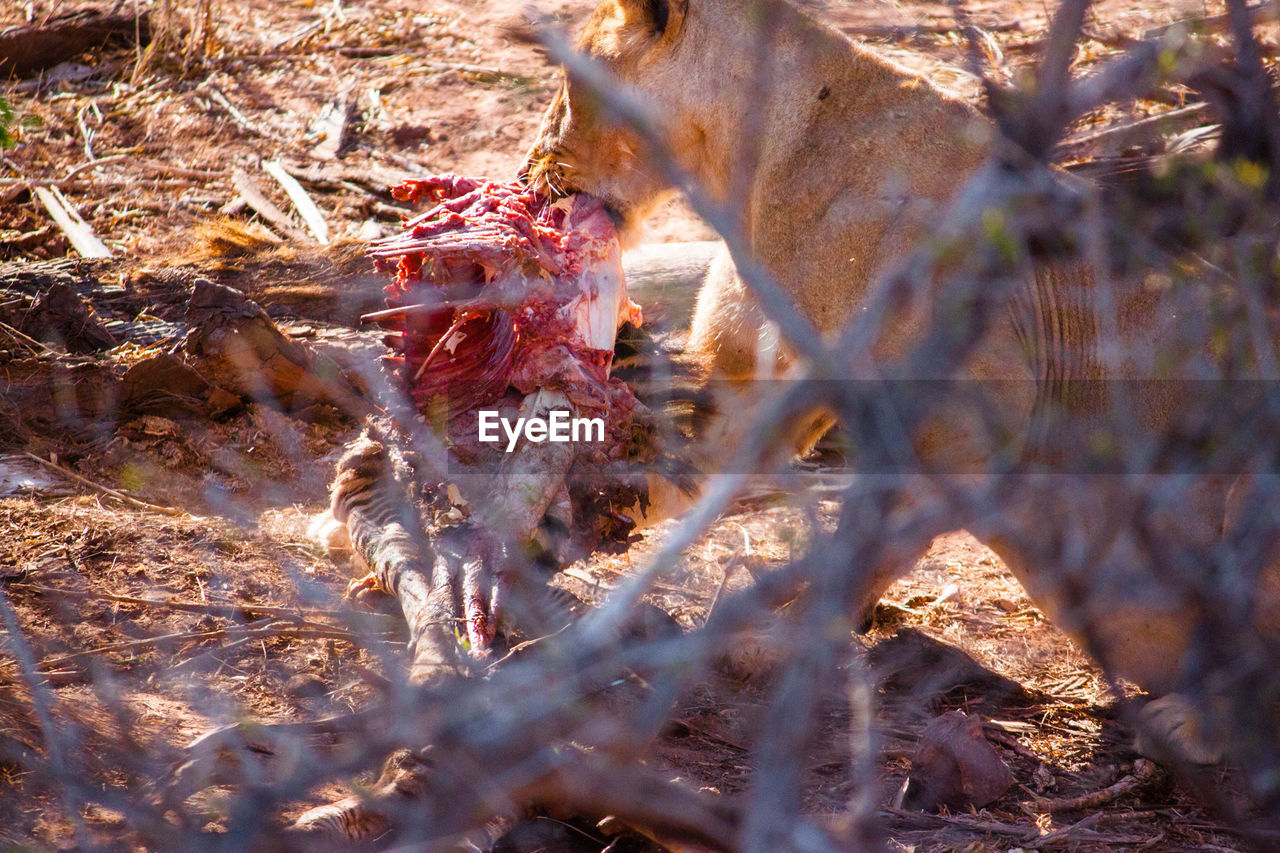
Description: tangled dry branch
xmin=4 ymin=1 xmax=1280 ymax=850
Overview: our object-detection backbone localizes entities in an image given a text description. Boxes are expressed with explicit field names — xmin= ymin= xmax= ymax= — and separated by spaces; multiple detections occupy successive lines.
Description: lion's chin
xmin=535 ymin=183 xmax=650 ymax=248
xmin=602 ymin=201 xmax=646 ymax=246
xmin=600 ymin=198 xmax=661 ymax=250
xmin=599 ymin=200 xmax=627 ymax=231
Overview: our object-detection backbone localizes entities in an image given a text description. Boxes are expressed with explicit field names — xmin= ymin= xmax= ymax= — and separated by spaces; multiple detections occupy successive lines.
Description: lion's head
xmin=523 ymin=0 xmax=708 ymax=235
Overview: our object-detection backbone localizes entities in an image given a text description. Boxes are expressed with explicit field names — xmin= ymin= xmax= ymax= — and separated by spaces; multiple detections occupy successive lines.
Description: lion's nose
xmin=516 ymin=152 xmax=538 ymax=186
xmin=517 ymin=150 xmax=552 ymax=187
xmin=518 ymin=138 xmax=553 ymax=185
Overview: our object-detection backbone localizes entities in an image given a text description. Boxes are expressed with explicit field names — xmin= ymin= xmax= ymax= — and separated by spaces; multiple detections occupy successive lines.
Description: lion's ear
xmin=618 ymin=0 xmax=687 ymax=39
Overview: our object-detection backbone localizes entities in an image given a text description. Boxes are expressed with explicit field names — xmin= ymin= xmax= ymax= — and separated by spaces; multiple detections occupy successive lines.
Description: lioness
xmin=523 ymin=0 xmax=1280 ymax=762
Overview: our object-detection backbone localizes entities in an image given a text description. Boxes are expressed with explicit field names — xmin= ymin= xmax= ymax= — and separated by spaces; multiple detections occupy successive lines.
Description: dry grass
xmin=2 ymin=0 xmax=1278 ymax=850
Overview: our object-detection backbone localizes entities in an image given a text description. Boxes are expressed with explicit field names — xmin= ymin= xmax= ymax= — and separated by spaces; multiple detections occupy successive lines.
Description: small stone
xmin=1032 ymin=763 xmax=1056 ymax=792
xmin=284 ymin=673 xmax=328 ymax=699
xmin=902 ymin=711 xmax=1014 ymax=812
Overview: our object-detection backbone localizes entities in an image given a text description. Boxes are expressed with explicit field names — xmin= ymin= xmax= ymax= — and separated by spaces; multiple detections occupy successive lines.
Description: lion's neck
xmin=672 ymin=0 xmax=865 ymax=198
xmin=675 ymin=0 xmax=979 ymax=229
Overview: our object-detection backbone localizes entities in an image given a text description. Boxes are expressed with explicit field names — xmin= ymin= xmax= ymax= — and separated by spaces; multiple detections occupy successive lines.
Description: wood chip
xmin=0 ymin=10 xmax=151 ymax=77
xmin=231 ymin=168 xmax=309 ymax=242
xmin=309 ymin=93 xmax=358 ymax=160
xmin=263 ymin=160 xmax=330 ymax=244
xmin=204 ymin=86 xmax=272 ymax=139
xmin=33 ymin=186 xmax=112 ymax=258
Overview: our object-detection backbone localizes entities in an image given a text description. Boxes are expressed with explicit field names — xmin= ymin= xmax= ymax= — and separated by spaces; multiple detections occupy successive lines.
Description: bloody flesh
xmin=367 ymin=174 xmax=642 ymax=423
xmin=363 ymin=175 xmax=656 ymax=656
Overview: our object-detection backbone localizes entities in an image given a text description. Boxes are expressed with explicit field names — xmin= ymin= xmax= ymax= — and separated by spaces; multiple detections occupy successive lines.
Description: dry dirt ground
xmin=1 ymin=0 xmax=1275 ymax=850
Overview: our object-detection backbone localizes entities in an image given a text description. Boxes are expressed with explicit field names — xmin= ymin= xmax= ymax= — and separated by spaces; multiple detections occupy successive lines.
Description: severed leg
xmin=327 ymin=428 xmax=465 ymax=684
xmin=452 ymin=388 xmax=580 ymax=654
xmin=320 ymin=389 xmax=581 ymax=668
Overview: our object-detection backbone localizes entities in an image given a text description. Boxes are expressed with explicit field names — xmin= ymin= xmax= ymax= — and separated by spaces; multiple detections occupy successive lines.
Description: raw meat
xmin=365 ymin=175 xmax=642 ymax=422
xmin=360 ymin=175 xmax=654 ymax=654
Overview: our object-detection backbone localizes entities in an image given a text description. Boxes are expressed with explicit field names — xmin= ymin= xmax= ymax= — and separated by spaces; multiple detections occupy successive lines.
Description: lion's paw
xmin=1135 ymin=693 xmax=1228 ymax=766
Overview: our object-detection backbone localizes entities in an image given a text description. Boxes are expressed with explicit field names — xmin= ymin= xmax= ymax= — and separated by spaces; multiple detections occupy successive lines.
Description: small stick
xmin=485 ymin=624 xmax=571 ymax=671
xmin=33 ymin=186 xmax=112 ymax=259
xmin=1028 ymin=758 xmax=1158 ymax=813
xmin=1027 ymin=812 xmax=1104 ymax=847
xmin=572 ymin=564 xmax=704 ymax=598
xmin=332 ymin=45 xmax=399 ymax=58
xmin=881 ymin=806 xmax=1029 ymax=837
xmin=6 ymin=582 xmax=402 ymax=631
xmin=845 ymin=21 xmax=1022 ymax=39
xmin=413 ymin=312 xmax=470 ymax=381
xmin=273 ymin=15 xmax=327 ymax=51
xmin=231 ymin=168 xmax=310 ymax=242
xmin=360 ymin=302 xmax=446 ymax=323
xmin=170 ymin=634 xmax=258 ymax=671
xmin=62 ymin=153 xmax=130 ymax=181
xmin=360 ymin=297 xmax=493 ymax=323
xmin=75 ymin=105 xmax=95 ymax=161
xmin=137 ymin=159 xmax=224 ymax=180
xmin=27 ymin=152 xmax=220 ymax=182
xmin=1143 ymin=1 xmax=1279 ymax=39
xmin=22 ymin=452 xmax=185 ymax=516
xmin=1058 ymin=102 xmax=1212 ymax=157
xmin=0 ymin=320 xmax=50 ymax=355
xmin=423 ymin=60 xmax=521 ymax=78
xmin=263 ymin=159 xmax=330 ymax=244
xmin=3 ymin=177 xmax=201 ymax=190
xmin=204 ymin=86 xmax=272 ymax=138
xmin=703 ymin=562 xmax=737 ymax=626
xmin=33 ymin=621 xmax=358 ymax=671
xmin=705 ymin=525 xmax=752 ymax=622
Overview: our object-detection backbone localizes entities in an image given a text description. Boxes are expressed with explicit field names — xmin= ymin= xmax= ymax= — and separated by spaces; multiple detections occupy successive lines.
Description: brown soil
xmin=0 ymin=0 xmax=1271 ymax=850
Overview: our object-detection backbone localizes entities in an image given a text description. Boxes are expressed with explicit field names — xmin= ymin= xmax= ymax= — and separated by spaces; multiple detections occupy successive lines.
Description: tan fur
xmin=527 ymin=0 xmax=1280 ymax=760
xmin=527 ymin=0 xmax=996 ymax=376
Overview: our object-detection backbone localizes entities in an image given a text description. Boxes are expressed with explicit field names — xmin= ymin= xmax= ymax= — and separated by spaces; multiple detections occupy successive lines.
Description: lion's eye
xmin=650 ymin=0 xmax=669 ymax=34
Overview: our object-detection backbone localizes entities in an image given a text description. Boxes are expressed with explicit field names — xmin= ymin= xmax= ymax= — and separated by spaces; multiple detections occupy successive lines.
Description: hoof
xmin=308 ymin=509 xmax=352 ymax=555
xmin=344 ymin=572 xmax=392 ymax=604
